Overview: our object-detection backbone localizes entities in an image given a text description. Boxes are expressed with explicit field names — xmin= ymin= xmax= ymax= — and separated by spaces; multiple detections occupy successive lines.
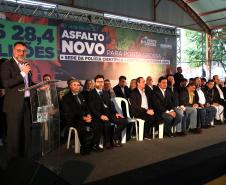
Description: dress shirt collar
xmin=137 ymin=87 xmax=145 ymax=95
xmin=13 ymin=57 xmax=23 ymax=68
xmin=148 ymin=85 xmax=153 ymax=90
xmin=159 ymin=87 xmax=166 ymax=97
xmin=95 ymin=88 xmax=103 ymax=94
xmin=72 ymin=92 xmax=78 ymax=96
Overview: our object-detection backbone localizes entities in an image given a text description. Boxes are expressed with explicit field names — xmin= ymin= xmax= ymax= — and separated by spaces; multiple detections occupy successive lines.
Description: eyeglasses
xmin=15 ymin=49 xmax=26 ymax=53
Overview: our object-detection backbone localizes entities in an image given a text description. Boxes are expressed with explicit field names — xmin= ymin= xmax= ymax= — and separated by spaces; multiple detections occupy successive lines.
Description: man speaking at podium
xmin=0 ymin=41 xmax=33 ymax=158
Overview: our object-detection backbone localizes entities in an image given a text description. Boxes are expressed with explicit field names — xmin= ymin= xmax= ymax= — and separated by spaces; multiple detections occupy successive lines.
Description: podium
xmin=19 ymin=80 xmax=61 ymax=157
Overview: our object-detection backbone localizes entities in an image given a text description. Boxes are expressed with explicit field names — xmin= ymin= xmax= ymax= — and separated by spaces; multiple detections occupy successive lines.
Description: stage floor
xmin=39 ymin=124 xmax=226 ymax=184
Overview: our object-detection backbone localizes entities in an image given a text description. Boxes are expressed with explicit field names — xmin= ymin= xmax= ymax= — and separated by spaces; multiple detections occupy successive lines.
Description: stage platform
xmin=38 ymin=124 xmax=226 ymax=185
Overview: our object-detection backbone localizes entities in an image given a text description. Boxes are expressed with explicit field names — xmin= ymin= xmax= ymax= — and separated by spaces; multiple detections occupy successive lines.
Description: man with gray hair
xmin=61 ymin=79 xmax=102 ymax=155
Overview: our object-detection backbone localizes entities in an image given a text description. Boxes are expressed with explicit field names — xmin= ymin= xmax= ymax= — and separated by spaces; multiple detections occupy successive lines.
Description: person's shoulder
xmin=113 ymin=84 xmax=119 ymax=90
xmin=125 ymin=85 xmax=130 ymax=90
xmin=153 ymin=86 xmax=160 ymax=92
xmin=88 ymin=89 xmax=97 ymax=97
xmin=1 ymin=58 xmax=11 ymax=66
xmin=130 ymin=88 xmax=139 ymax=95
xmin=62 ymin=91 xmax=72 ymax=100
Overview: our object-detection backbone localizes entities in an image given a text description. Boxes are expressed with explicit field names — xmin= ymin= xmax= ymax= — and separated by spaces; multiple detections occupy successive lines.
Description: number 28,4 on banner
xmin=0 ymin=19 xmax=57 ymax=60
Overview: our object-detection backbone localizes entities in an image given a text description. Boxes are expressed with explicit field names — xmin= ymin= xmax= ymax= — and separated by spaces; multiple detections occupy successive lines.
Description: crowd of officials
xmin=0 ymin=42 xmax=225 ymax=157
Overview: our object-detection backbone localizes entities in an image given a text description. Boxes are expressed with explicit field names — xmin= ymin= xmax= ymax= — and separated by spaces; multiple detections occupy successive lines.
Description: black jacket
xmin=167 ymin=86 xmax=179 ymax=107
xmin=152 ymin=87 xmax=174 ymax=114
xmin=61 ymin=91 xmax=90 ymax=126
xmin=0 ymin=58 xmax=33 ymax=112
xmin=88 ymin=89 xmax=117 ymax=119
xmin=129 ymin=88 xmax=154 ymax=117
xmin=113 ymin=84 xmax=130 ymax=99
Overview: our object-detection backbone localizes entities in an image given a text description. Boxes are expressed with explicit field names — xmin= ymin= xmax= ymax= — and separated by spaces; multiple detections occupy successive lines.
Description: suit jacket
xmin=88 ymin=89 xmax=117 ymax=119
xmin=213 ymin=85 xmax=225 ymax=102
xmin=0 ymin=58 xmax=33 ymax=113
xmin=129 ymin=88 xmax=154 ymax=117
xmin=223 ymin=86 xmax=226 ymax=99
xmin=113 ymin=84 xmax=130 ymax=99
xmin=61 ymin=91 xmax=90 ymax=126
xmin=179 ymin=89 xmax=199 ymax=107
xmin=174 ymin=72 xmax=184 ymax=87
xmin=145 ymin=84 xmax=158 ymax=98
xmin=167 ymin=86 xmax=179 ymax=107
xmin=203 ymin=86 xmax=221 ymax=104
xmin=152 ymin=87 xmax=174 ymax=114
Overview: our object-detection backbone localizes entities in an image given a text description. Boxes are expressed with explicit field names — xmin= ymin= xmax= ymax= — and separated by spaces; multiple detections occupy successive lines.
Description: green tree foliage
xmin=184 ymin=30 xmax=206 ymax=68
xmin=183 ymin=29 xmax=226 ymax=71
xmin=212 ymin=29 xmax=226 ymax=63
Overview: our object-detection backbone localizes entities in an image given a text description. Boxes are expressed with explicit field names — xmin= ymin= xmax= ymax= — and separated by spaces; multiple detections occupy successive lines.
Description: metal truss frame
xmin=0 ymin=0 xmax=176 ymax=35
xmin=176 ymin=28 xmax=181 ymax=66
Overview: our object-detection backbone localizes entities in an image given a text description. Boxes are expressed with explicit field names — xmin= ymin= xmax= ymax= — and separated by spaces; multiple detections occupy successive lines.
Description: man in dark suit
xmin=0 ymin=42 xmax=33 ymax=157
xmin=129 ymin=77 xmax=156 ymax=139
xmin=213 ymin=75 xmax=226 ymax=123
xmin=145 ymin=76 xmax=157 ymax=97
xmin=194 ymin=77 xmax=216 ymax=128
xmin=152 ymin=76 xmax=182 ymax=137
xmin=113 ymin=76 xmax=130 ymax=99
xmin=167 ymin=74 xmax=187 ymax=136
xmin=88 ymin=74 xmax=128 ymax=148
xmin=0 ymin=58 xmax=7 ymax=146
xmin=174 ymin=67 xmax=184 ymax=88
xmin=203 ymin=80 xmax=224 ymax=124
xmin=61 ymin=79 xmax=101 ymax=154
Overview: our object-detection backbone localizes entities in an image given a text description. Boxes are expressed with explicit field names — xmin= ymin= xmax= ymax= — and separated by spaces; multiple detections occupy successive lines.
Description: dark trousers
xmin=198 ymin=107 xmax=217 ymax=127
xmin=110 ymin=116 xmax=128 ymax=141
xmin=91 ymin=119 xmax=103 ymax=146
xmin=0 ymin=97 xmax=6 ymax=140
xmin=0 ymin=112 xmax=6 ymax=140
xmin=219 ymin=99 xmax=226 ymax=121
xmin=6 ymin=98 xmax=31 ymax=158
xmin=75 ymin=122 xmax=94 ymax=152
xmin=134 ymin=112 xmax=155 ymax=137
xmin=97 ymin=116 xmax=128 ymax=145
xmin=161 ymin=112 xmax=182 ymax=134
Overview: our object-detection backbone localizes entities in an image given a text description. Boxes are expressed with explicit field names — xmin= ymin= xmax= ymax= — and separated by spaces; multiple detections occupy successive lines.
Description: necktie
xmin=18 ymin=62 xmax=30 ymax=97
xmin=163 ymin=90 xmax=166 ymax=98
xmin=99 ymin=91 xmax=103 ymax=98
xmin=74 ymin=95 xmax=81 ymax=104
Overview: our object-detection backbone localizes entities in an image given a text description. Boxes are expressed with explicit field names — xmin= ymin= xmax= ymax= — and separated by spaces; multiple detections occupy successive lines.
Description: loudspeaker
xmin=1 ymin=158 xmax=70 ymax=185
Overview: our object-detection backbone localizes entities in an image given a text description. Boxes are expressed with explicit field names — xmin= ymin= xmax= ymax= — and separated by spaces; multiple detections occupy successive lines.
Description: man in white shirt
xmin=129 ymin=77 xmax=156 ymax=139
xmin=0 ymin=42 xmax=33 ymax=157
xmin=195 ymin=77 xmax=216 ymax=128
xmin=213 ymin=75 xmax=225 ymax=123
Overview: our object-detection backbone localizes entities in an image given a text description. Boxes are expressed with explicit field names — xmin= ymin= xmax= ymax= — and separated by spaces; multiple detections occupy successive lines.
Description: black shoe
xmin=174 ymin=132 xmax=187 ymax=137
xmin=92 ymin=145 xmax=104 ymax=152
xmin=105 ymin=143 xmax=114 ymax=149
xmin=208 ymin=125 xmax=215 ymax=128
xmin=81 ymin=149 xmax=91 ymax=155
xmin=112 ymin=140 xmax=122 ymax=147
xmin=144 ymin=135 xmax=152 ymax=140
xmin=190 ymin=128 xmax=202 ymax=134
xmin=214 ymin=120 xmax=222 ymax=125
xmin=165 ymin=133 xmax=174 ymax=138
xmin=201 ymin=125 xmax=209 ymax=129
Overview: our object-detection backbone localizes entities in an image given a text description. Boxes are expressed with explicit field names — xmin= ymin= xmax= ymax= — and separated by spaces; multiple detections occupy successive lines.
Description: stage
xmin=37 ymin=124 xmax=226 ymax=185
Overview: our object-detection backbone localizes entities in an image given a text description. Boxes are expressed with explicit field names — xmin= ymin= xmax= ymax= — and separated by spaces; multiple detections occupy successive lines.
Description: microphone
xmin=22 ymin=59 xmax=32 ymax=77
